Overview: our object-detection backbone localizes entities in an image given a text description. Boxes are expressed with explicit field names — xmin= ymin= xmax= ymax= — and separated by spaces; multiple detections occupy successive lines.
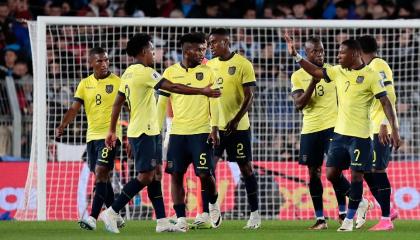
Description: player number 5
xmin=199 ymin=153 xmax=207 ymax=165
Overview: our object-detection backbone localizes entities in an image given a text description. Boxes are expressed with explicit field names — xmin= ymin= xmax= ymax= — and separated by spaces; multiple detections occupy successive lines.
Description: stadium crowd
xmin=0 ymin=0 xmax=419 ymax=160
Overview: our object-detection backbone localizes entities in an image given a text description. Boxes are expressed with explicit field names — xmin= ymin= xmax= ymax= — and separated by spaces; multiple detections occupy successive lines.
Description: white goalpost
xmin=16 ymin=17 xmax=420 ymax=221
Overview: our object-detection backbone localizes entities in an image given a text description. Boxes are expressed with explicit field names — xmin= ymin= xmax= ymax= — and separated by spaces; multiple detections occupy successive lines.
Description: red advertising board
xmin=1 ymin=161 xmax=419 ymax=220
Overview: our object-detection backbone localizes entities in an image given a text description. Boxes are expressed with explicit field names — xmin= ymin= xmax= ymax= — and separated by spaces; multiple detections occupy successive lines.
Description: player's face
xmin=143 ymin=41 xmax=155 ymax=67
xmin=337 ymin=44 xmax=353 ymax=69
xmin=90 ymin=52 xmax=109 ymax=78
xmin=183 ymin=42 xmax=206 ymax=66
xmin=209 ymin=34 xmax=228 ymax=57
xmin=305 ymin=42 xmax=324 ymax=66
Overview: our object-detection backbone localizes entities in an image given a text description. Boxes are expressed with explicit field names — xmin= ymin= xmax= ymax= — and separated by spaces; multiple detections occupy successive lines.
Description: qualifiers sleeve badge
xmin=105 ymin=85 xmax=114 ymax=94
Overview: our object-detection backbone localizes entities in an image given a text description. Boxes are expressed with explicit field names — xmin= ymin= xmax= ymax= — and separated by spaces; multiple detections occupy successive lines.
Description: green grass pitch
xmin=0 ymin=220 xmax=418 ymax=240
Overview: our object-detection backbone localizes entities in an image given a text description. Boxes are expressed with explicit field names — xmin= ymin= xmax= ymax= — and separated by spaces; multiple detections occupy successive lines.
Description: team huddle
xmin=55 ymin=28 xmax=400 ymax=234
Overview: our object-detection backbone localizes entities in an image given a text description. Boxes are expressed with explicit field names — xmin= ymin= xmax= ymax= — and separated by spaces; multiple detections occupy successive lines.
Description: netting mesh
xmin=16 ymin=19 xmax=420 ymax=221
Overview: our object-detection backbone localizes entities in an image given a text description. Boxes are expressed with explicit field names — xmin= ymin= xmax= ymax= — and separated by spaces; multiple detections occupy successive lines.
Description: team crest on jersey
xmin=196 ymin=72 xmax=204 ymax=80
xmin=105 ymin=85 xmax=113 ymax=94
xmin=356 ymin=76 xmax=364 ymax=84
xmin=228 ymin=66 xmax=236 ymax=75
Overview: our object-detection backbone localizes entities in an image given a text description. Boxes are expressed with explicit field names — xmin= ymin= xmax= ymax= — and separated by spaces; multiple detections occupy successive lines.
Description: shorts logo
xmin=356 ymin=76 xmax=364 ymax=84
xmin=196 ymin=72 xmax=204 ymax=80
xmin=167 ymin=161 xmax=173 ymax=169
xmin=228 ymin=66 xmax=236 ymax=75
xmin=302 ymin=155 xmax=308 ymax=163
xmin=151 ymin=159 xmax=157 ymax=167
xmin=105 ymin=85 xmax=113 ymax=94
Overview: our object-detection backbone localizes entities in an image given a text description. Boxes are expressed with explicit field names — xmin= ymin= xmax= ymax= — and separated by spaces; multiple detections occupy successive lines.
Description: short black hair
xmin=357 ymin=35 xmax=378 ymax=54
xmin=89 ymin=47 xmax=107 ymax=56
xmin=306 ymin=36 xmax=321 ymax=45
xmin=209 ymin=28 xmax=229 ymax=36
xmin=341 ymin=39 xmax=362 ymax=52
xmin=180 ymin=32 xmax=206 ymax=47
xmin=126 ymin=33 xmax=152 ymax=57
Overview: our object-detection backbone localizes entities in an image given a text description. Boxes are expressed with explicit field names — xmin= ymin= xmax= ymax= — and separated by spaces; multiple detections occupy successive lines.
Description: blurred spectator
xmin=0 ymin=49 xmax=18 ymax=77
xmin=48 ymin=2 xmax=63 ymax=16
xmin=371 ymin=4 xmax=388 ymax=19
xmin=243 ymin=8 xmax=257 ymax=19
xmin=169 ymin=8 xmax=184 ymax=18
xmin=114 ymin=6 xmax=128 ymax=17
xmin=77 ymin=0 xmax=111 ymax=17
xmin=292 ymin=1 xmax=307 ymax=19
xmin=305 ymin=0 xmax=323 ymax=19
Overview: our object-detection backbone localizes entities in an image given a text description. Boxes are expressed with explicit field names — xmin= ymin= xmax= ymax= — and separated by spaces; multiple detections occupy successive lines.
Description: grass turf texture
xmin=0 ymin=220 xmax=418 ymax=240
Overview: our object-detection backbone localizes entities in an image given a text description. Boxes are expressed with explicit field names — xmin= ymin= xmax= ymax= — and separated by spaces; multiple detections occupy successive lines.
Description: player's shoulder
xmin=233 ymin=53 xmax=253 ymax=67
xmin=369 ymin=57 xmax=391 ymax=71
xmin=291 ymin=68 xmax=306 ymax=79
xmin=107 ymin=73 xmax=121 ymax=81
xmin=79 ymin=74 xmax=95 ymax=84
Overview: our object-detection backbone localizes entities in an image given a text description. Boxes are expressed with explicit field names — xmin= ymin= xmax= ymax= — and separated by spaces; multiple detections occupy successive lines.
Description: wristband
xmin=294 ymin=53 xmax=303 ymax=63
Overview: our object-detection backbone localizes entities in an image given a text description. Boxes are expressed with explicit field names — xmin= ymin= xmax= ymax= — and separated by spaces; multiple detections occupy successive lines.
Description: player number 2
xmin=354 ymin=149 xmax=360 ymax=162
xmin=237 ymin=143 xmax=244 ymax=156
xmin=199 ymin=153 xmax=207 ymax=165
xmin=101 ymin=148 xmax=109 ymax=159
xmin=95 ymin=94 xmax=102 ymax=105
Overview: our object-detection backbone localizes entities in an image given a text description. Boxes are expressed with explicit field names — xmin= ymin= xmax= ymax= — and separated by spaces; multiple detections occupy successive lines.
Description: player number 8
xmin=101 ymin=148 xmax=109 ymax=159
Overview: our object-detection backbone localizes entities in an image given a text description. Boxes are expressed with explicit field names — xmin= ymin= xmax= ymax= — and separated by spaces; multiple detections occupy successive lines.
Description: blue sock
xmin=173 ymin=203 xmax=186 ymax=218
xmin=338 ymin=205 xmax=347 ymax=213
xmin=147 ymin=180 xmax=166 ymax=219
xmin=112 ymin=178 xmax=144 ymax=213
xmin=244 ymin=174 xmax=259 ymax=212
xmin=347 ymin=180 xmax=363 ymax=220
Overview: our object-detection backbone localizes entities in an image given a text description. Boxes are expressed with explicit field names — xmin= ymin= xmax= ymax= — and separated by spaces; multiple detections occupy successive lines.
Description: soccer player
xmin=55 ymin=47 xmax=125 ymax=230
xmin=207 ymin=28 xmax=261 ymax=229
xmin=285 ymin=33 xmax=401 ymax=232
xmin=157 ymin=32 xmax=222 ymax=231
xmin=290 ymin=36 xmax=350 ymax=229
xmin=358 ymin=35 xmax=398 ymax=231
xmin=101 ymin=33 xmax=221 ymax=234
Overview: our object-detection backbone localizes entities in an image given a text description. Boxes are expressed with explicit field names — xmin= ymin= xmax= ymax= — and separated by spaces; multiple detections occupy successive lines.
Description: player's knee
xmin=94 ymin=166 xmax=109 ymax=182
xmin=326 ymin=168 xmax=339 ymax=182
xmin=238 ymin=162 xmax=253 ymax=177
xmin=198 ymin=172 xmax=211 ymax=181
xmin=153 ymin=165 xmax=163 ymax=181
xmin=308 ymin=167 xmax=321 ymax=179
xmin=351 ymin=171 xmax=364 ymax=182
xmin=137 ymin=172 xmax=154 ymax=185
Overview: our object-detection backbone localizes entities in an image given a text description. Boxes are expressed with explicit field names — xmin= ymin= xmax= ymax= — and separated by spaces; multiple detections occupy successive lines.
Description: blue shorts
xmin=372 ymin=134 xmax=392 ymax=170
xmin=166 ymin=133 xmax=214 ymax=176
xmin=214 ymin=129 xmax=252 ymax=163
xmin=129 ymin=134 xmax=162 ymax=173
xmin=86 ymin=139 xmax=120 ymax=172
xmin=326 ymin=133 xmax=373 ymax=172
xmin=299 ymin=127 xmax=334 ymax=167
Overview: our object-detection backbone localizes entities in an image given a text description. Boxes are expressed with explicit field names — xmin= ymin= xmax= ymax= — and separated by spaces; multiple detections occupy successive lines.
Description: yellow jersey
xmin=207 ymin=53 xmax=256 ymax=131
xmin=291 ymin=63 xmax=337 ymax=134
xmin=162 ymin=63 xmax=219 ymax=135
xmin=74 ymin=73 xmax=122 ymax=142
xmin=119 ymin=64 xmax=163 ymax=138
xmin=368 ymin=58 xmax=397 ymax=134
xmin=324 ymin=64 xmax=387 ymax=138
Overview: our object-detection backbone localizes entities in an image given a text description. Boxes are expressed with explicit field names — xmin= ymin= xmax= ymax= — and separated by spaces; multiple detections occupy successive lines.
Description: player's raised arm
xmin=56 ymin=101 xmax=82 ymax=138
xmin=284 ymin=32 xmax=324 ymax=79
xmin=378 ymin=96 xmax=401 ymax=150
xmin=105 ymin=93 xmax=125 ymax=148
xmin=157 ymin=79 xmax=221 ymax=97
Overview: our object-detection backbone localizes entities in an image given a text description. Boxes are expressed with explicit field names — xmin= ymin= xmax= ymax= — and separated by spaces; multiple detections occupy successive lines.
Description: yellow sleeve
xmin=242 ymin=59 xmax=256 ymax=85
xmin=74 ymin=80 xmax=85 ymax=103
xmin=208 ymin=70 xmax=219 ymax=127
xmin=144 ymin=67 xmax=163 ymax=89
xmin=370 ymin=72 xmax=387 ymax=97
xmin=323 ymin=65 xmax=338 ymax=83
xmin=290 ymin=72 xmax=303 ymax=93
xmin=118 ymin=77 xmax=126 ymax=94
xmin=156 ymin=95 xmax=169 ymax=131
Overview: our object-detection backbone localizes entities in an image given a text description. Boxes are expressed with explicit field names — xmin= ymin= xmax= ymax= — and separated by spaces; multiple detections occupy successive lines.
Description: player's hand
xmin=225 ymin=118 xmax=240 ymax=136
xmin=378 ymin=124 xmax=390 ymax=145
xmin=55 ymin=126 xmax=64 ymax=139
xmin=284 ymin=31 xmax=298 ymax=56
xmin=208 ymin=127 xmax=220 ymax=148
xmin=202 ymin=84 xmax=221 ymax=98
xmin=390 ymin=130 xmax=401 ymax=151
xmin=105 ymin=131 xmax=117 ymax=149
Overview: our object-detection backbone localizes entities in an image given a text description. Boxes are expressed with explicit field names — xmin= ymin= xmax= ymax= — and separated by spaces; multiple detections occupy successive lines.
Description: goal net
xmin=16 ymin=17 xmax=420 ymax=220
